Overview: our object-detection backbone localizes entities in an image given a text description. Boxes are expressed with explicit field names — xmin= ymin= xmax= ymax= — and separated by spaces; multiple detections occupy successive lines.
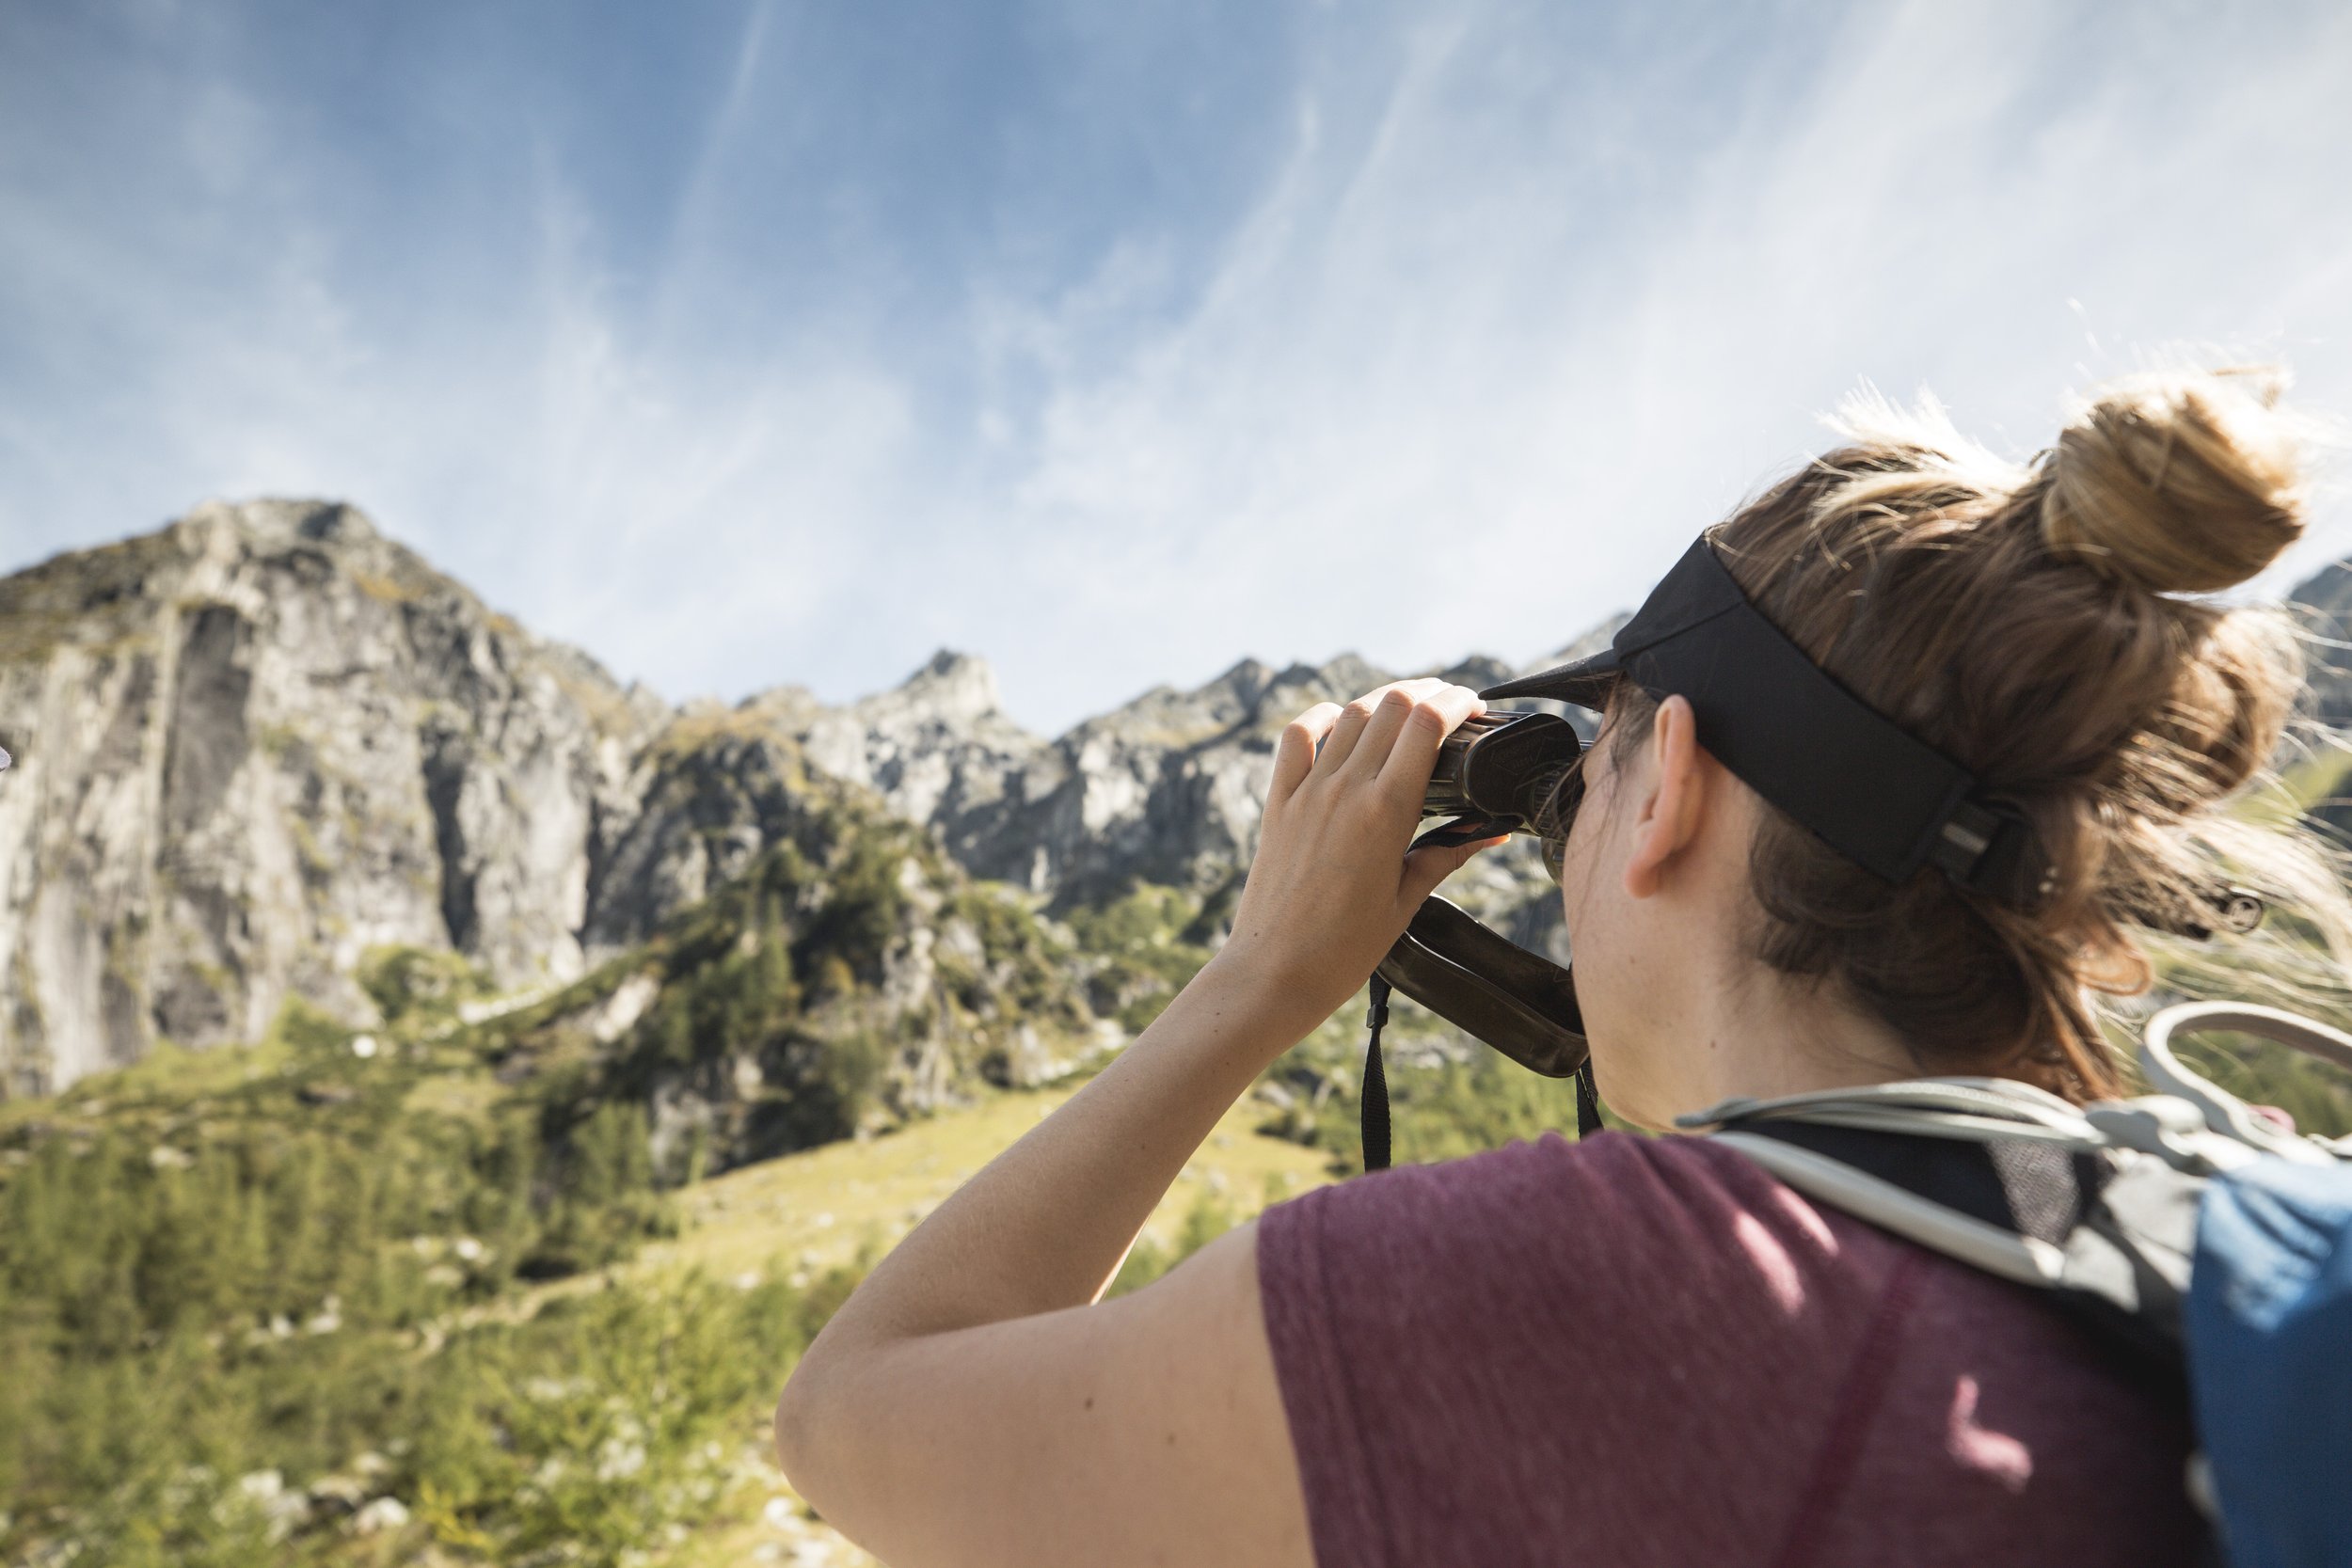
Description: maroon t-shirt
xmin=1256 ymin=1131 xmax=2196 ymax=1568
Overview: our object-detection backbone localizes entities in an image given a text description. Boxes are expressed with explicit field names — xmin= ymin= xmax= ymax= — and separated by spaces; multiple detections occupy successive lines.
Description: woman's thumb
xmin=1400 ymin=835 xmax=1503 ymax=908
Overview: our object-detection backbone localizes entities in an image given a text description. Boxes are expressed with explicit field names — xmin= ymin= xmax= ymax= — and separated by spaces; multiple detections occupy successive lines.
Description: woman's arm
xmin=772 ymin=678 xmax=1493 ymax=1567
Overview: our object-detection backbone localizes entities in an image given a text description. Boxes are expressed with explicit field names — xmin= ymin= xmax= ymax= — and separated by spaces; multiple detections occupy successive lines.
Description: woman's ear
xmin=1623 ymin=695 xmax=1707 ymax=900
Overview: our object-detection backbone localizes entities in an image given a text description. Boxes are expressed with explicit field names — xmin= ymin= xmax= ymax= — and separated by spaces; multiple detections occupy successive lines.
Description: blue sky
xmin=4 ymin=0 xmax=2351 ymax=734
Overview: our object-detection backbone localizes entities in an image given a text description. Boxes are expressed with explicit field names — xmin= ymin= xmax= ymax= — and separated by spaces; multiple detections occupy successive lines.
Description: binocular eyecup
xmin=1421 ymin=709 xmax=1584 ymax=838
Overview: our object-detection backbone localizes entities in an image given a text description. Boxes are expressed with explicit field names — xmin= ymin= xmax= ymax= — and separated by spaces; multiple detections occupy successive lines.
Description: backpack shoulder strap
xmin=1708 ymin=1123 xmax=2073 ymax=1288
xmin=1690 ymin=1004 xmax=2352 ymax=1372
xmin=1708 ymin=1107 xmax=2201 ymax=1370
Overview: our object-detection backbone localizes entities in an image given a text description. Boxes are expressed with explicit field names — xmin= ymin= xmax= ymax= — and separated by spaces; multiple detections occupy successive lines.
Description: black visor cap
xmin=1479 ymin=538 xmax=2045 ymax=904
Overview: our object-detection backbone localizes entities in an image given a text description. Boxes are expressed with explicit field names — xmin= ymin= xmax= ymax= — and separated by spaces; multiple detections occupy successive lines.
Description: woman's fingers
xmin=1342 ymin=688 xmax=1421 ymax=781
xmin=1231 ymin=678 xmax=1502 ymax=1022
xmin=1375 ymin=683 xmax=1484 ymax=800
xmin=1311 ymin=689 xmax=1385 ymax=776
xmin=1270 ymin=703 xmax=1343 ymax=803
xmin=1320 ymin=678 xmax=1449 ymax=780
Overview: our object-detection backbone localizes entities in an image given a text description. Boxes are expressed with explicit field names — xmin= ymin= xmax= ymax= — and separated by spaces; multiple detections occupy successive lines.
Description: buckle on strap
xmin=1926 ymin=798 xmax=2049 ymax=905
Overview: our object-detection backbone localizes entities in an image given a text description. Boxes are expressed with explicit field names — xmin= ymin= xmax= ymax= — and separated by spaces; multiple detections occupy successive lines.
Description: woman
xmin=773 ymin=365 xmax=2344 ymax=1566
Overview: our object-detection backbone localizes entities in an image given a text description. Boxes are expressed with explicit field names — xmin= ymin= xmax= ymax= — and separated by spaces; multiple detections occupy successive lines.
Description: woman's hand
xmin=1213 ymin=678 xmax=1501 ymax=1034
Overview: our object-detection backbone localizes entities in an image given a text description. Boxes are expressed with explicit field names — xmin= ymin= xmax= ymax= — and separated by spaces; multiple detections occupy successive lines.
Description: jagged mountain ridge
xmin=0 ymin=499 xmax=1578 ymax=1094
xmin=774 ymin=646 xmax=1524 ymax=903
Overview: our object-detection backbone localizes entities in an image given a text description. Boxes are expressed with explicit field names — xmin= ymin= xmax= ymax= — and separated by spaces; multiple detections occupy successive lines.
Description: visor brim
xmin=1479 ymin=648 xmax=1622 ymax=710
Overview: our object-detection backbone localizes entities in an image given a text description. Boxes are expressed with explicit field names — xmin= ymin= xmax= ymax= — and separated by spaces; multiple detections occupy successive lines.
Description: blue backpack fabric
xmin=1691 ymin=1002 xmax=2352 ymax=1568
xmin=2190 ymin=1158 xmax=2352 ymax=1568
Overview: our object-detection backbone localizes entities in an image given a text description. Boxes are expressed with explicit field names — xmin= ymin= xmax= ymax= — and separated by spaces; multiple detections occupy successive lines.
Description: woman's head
xmin=1557 ymin=366 xmax=2349 ymax=1122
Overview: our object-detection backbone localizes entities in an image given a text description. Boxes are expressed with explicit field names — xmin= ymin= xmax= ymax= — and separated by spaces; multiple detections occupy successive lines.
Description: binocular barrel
xmin=1422 ymin=710 xmax=1584 ymax=833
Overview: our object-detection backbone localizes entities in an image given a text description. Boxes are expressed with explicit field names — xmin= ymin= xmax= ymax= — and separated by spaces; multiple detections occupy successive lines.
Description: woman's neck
xmin=1613 ymin=957 xmax=1926 ymax=1131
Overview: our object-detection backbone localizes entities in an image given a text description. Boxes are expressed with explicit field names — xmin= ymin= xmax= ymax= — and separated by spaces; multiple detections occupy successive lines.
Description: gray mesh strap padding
xmin=1711 ymin=1132 xmax=2069 ymax=1288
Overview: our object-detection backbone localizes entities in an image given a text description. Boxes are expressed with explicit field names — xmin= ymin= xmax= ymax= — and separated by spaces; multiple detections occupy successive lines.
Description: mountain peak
xmin=874 ymin=649 xmax=1004 ymax=725
xmin=177 ymin=497 xmax=381 ymax=551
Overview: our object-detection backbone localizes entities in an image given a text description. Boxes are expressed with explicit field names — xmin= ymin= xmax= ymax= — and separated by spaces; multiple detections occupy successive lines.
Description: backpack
xmin=1690 ymin=1002 xmax=2352 ymax=1568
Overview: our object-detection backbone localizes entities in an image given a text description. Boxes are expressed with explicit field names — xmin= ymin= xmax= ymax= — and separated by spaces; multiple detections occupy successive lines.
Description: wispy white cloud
xmin=2 ymin=0 xmax=2348 ymax=737
xmin=960 ymin=0 xmax=2352 ymax=724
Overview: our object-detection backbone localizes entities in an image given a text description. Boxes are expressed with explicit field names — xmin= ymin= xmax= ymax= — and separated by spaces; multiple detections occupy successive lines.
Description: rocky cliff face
xmin=0 ymin=498 xmax=1600 ymax=1096
xmin=766 ymin=651 xmax=1475 ymax=901
xmin=579 ymin=616 xmax=1589 ymax=957
xmin=0 ymin=500 xmax=666 ymax=1094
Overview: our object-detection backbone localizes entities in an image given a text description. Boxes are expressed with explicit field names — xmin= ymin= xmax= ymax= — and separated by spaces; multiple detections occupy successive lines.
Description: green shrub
xmin=401 ymin=1267 xmax=843 ymax=1567
xmin=1066 ymin=881 xmax=1216 ymax=1034
xmin=3 ymin=1255 xmax=859 ymax=1568
xmin=356 ymin=945 xmax=493 ymax=1035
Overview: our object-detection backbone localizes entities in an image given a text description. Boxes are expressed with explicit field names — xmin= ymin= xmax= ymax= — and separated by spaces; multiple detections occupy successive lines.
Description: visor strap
xmin=1485 ymin=538 xmax=2058 ymax=906
xmin=1926 ymin=798 xmax=2046 ymax=904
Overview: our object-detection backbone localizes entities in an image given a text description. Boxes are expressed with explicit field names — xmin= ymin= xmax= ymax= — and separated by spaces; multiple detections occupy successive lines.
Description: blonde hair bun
xmin=2040 ymin=366 xmax=2309 ymax=594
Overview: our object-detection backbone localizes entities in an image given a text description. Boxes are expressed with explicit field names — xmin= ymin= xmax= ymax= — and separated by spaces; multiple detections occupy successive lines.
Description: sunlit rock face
xmin=685 ymin=631 xmax=1577 ymax=913
xmin=0 ymin=499 xmax=666 ymax=1093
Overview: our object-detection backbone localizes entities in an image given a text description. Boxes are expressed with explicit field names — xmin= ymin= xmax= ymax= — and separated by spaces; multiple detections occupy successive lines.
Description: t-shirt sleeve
xmin=1254 ymin=1132 xmax=1900 ymax=1568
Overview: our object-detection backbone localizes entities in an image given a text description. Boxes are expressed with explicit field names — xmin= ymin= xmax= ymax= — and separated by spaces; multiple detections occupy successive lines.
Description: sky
xmin=4 ymin=0 xmax=2352 ymax=736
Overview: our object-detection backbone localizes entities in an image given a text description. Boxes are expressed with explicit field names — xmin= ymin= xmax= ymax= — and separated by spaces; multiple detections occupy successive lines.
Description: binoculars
xmin=1422 ymin=709 xmax=1584 ymax=841
xmin=1363 ymin=705 xmax=1597 ymax=1173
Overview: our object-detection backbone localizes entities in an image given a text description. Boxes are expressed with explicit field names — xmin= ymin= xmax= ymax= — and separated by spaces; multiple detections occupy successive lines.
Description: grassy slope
xmin=642 ymin=1081 xmax=1334 ymax=1284
xmin=633 ymin=1083 xmax=1338 ymax=1568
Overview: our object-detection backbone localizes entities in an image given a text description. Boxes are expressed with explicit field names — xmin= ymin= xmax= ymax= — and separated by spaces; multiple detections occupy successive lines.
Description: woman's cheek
xmin=1557 ymin=783 xmax=1611 ymax=922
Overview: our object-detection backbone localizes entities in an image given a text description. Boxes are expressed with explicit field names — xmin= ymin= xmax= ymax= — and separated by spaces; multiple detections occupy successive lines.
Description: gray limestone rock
xmin=0 ymin=499 xmax=663 ymax=1093
xmin=780 ymin=643 xmax=1594 ymax=914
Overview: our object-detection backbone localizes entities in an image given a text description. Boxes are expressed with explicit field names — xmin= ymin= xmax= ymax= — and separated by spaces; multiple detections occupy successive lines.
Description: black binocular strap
xmin=1574 ymin=1061 xmax=1602 ymax=1139
xmin=1359 ymin=816 xmax=1602 ymax=1172
xmin=1359 ymin=976 xmax=1601 ymax=1173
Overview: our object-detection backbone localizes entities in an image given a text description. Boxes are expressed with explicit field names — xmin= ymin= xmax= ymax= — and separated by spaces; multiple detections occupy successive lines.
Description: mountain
xmin=0 ymin=499 xmax=1588 ymax=1097
xmin=758 ymin=647 xmax=1524 ymax=903
xmin=0 ymin=500 xmax=679 ymax=1093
